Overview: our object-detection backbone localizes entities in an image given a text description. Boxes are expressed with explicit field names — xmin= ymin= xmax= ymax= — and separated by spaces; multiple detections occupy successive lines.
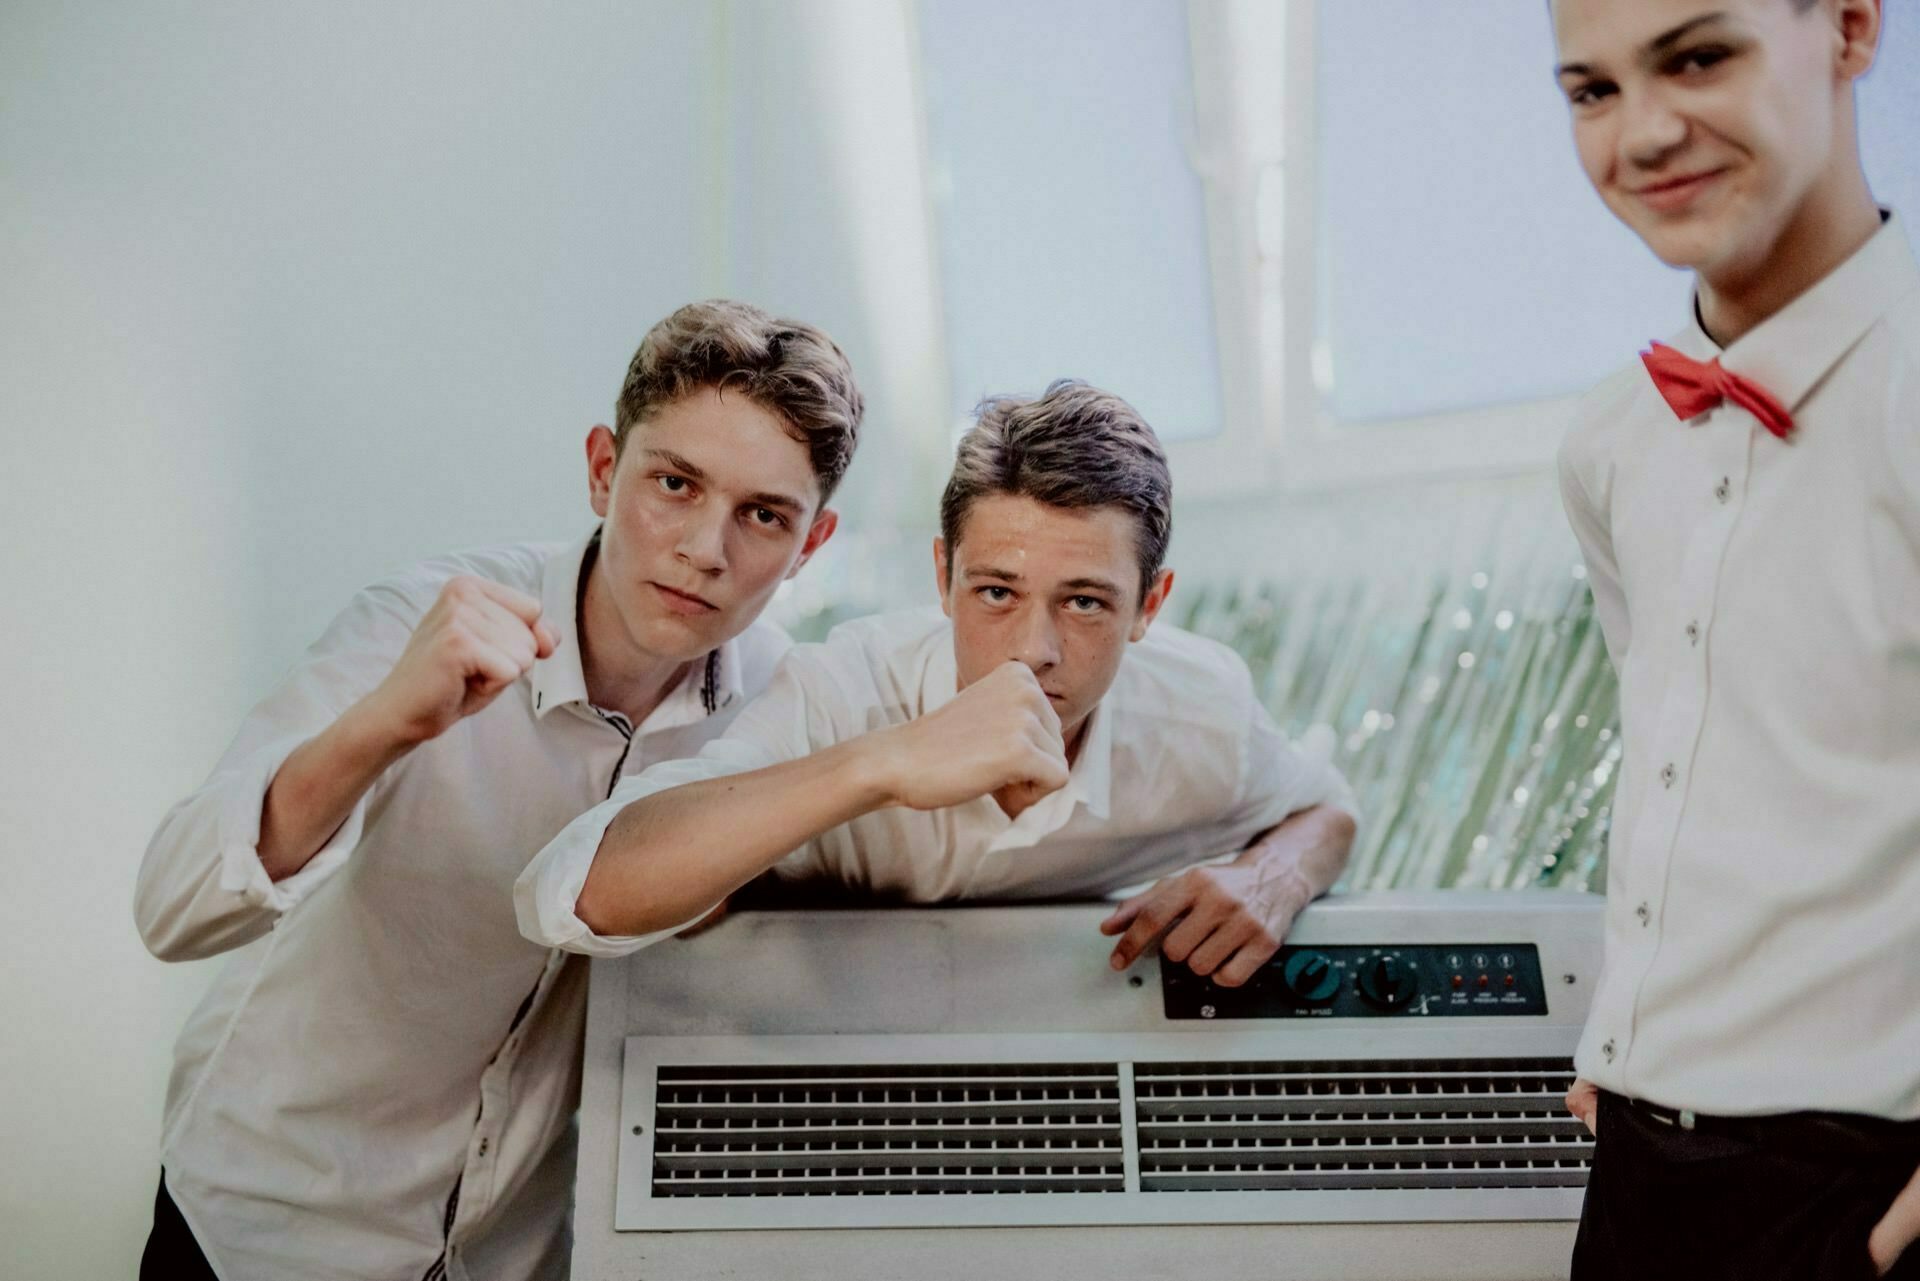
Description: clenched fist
xmin=874 ymin=661 xmax=1070 ymax=814
xmin=366 ymin=576 xmax=559 ymax=745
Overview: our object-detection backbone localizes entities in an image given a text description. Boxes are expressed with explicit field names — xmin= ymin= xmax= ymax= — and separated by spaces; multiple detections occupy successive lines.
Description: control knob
xmin=1281 ymin=950 xmax=1340 ymax=1003
xmin=1357 ymin=955 xmax=1419 ymax=1010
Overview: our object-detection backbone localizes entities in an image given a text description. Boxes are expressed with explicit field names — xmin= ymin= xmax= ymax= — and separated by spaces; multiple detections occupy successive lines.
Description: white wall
xmin=0 ymin=2 xmax=728 ymax=1274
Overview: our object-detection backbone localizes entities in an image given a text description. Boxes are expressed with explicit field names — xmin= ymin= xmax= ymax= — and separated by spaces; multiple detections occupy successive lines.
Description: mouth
xmin=1631 ymin=168 xmax=1728 ymax=215
xmin=649 ymin=582 xmax=720 ymax=616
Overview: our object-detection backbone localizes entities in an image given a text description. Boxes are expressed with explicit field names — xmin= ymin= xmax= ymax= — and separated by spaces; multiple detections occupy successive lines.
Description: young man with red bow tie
xmin=1550 ymin=1 xmax=1920 ymax=1277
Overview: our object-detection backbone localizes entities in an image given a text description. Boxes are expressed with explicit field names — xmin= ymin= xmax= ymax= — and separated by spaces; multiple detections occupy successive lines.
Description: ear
xmin=1833 ymin=0 xmax=1881 ymax=80
xmin=1128 ymin=568 xmax=1176 ymax=642
xmin=933 ymin=536 xmax=954 ymax=619
xmin=783 ymin=508 xmax=839 ymax=579
xmin=585 ymin=425 xmax=619 ymax=519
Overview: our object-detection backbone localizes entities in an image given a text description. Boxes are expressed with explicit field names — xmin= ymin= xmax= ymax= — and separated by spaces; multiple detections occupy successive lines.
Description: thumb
xmin=534 ymin=617 xmax=561 ymax=658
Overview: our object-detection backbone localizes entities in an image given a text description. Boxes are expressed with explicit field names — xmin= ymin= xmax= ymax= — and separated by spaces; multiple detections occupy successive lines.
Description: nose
xmin=1009 ymin=605 xmax=1062 ymax=675
xmin=674 ymin=507 xmax=728 ymax=576
xmin=1618 ymin=85 xmax=1689 ymax=171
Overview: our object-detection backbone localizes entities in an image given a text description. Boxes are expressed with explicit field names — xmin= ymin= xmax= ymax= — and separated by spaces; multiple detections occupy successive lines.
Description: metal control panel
xmin=1161 ymin=943 xmax=1550 ymax=1019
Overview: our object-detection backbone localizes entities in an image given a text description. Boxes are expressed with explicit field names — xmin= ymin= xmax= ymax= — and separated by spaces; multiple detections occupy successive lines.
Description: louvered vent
xmin=650 ymin=1062 xmax=1126 ymax=1197
xmin=1134 ymin=1056 xmax=1591 ymax=1192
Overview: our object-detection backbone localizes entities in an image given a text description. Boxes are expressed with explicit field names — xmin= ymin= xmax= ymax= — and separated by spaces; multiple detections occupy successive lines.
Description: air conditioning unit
xmin=571 ymin=890 xmax=1604 ymax=1281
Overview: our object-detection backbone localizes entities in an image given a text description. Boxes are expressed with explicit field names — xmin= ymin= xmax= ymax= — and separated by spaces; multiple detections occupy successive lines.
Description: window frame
xmin=1172 ymin=0 xmax=1572 ymax=498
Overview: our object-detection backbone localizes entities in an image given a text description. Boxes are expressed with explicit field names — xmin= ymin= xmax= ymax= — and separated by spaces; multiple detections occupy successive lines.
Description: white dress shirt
xmin=517 ymin=607 xmax=1356 ymax=956
xmin=133 ymin=530 xmax=789 ymax=1281
xmin=1559 ymin=212 xmax=1920 ymax=1119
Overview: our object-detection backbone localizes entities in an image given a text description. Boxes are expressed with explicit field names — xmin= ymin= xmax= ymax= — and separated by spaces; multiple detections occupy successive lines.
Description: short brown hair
xmin=615 ymin=300 xmax=865 ymax=502
xmin=940 ymin=379 xmax=1172 ymax=601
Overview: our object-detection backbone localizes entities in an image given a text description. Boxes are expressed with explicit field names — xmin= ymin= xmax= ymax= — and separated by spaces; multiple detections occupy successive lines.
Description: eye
xmin=1668 ymin=45 xmax=1731 ymax=77
xmin=656 ymin=474 xmax=692 ymax=496
xmin=745 ymin=506 xmax=788 ymax=530
xmin=1064 ymin=595 xmax=1107 ymax=614
xmin=1564 ymin=79 xmax=1616 ymax=109
xmin=976 ymin=585 xmax=1014 ymax=605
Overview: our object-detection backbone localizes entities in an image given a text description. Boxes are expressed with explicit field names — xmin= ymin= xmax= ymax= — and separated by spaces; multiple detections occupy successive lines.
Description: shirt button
xmin=1714 ymin=478 xmax=1732 ymax=504
xmin=1602 ymin=1039 xmax=1616 ymax=1062
xmin=1660 ymin=762 xmax=1677 ymax=788
xmin=1685 ymin=621 xmax=1700 ymax=646
xmin=1635 ymin=901 xmax=1651 ymax=926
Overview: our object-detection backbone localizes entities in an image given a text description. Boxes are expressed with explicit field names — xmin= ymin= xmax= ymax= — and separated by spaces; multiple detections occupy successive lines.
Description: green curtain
xmin=1177 ymin=554 xmax=1618 ymax=893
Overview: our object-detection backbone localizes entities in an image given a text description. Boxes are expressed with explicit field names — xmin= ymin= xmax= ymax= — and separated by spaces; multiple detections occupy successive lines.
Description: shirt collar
xmin=1064 ymin=696 xmax=1113 ymax=822
xmin=1676 ymin=209 xmax=1920 ymax=411
xmin=917 ymin=624 xmax=961 ymax=716
xmin=528 ymin=527 xmax=745 ymax=727
xmin=529 ymin=528 xmax=598 ymax=719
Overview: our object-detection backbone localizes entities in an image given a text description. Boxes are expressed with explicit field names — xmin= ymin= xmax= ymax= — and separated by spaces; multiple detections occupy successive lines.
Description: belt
xmin=1610 ymin=1091 xmax=1920 ymax=1160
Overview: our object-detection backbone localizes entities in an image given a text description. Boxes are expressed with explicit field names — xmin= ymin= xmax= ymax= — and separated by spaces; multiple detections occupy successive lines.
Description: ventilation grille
xmin=650 ymin=1062 xmax=1125 ymax=1197
xmin=1134 ymin=1056 xmax=1590 ymax=1192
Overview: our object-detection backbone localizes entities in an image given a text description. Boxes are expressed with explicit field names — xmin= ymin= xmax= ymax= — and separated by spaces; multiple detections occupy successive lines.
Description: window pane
xmin=1316 ymin=2 xmax=1696 ymax=423
xmin=1317 ymin=4 xmax=1919 ymax=426
xmin=918 ymin=0 xmax=1224 ymax=441
xmin=1861 ymin=9 xmax=1920 ymax=234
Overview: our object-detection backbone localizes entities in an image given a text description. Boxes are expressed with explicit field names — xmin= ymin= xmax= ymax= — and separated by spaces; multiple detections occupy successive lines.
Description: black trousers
xmin=139 ymin=1172 xmax=218 ymax=1281
xmin=1573 ymin=1090 xmax=1920 ymax=1281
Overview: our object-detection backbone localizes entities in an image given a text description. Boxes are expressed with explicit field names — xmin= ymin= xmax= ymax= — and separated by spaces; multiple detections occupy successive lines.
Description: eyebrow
xmin=643 ymin=448 xmax=708 ymax=482
xmin=1555 ymin=11 xmax=1729 ymax=78
xmin=745 ymin=489 xmax=807 ymax=515
xmin=644 ymin=448 xmax=808 ymax=513
xmin=963 ymin=567 xmax=1125 ymax=597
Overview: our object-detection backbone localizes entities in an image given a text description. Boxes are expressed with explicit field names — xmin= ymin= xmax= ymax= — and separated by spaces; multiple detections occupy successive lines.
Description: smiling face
xmin=585 ymin=385 xmax=836 ymax=665
xmin=936 ymin=493 xmax=1173 ymax=752
xmin=1552 ymin=0 xmax=1875 ymax=284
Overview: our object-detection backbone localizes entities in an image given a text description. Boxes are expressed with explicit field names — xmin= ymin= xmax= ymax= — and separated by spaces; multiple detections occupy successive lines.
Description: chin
xmin=632 ymin=611 xmax=733 ymax=662
xmin=1616 ymin=188 xmax=1771 ymax=278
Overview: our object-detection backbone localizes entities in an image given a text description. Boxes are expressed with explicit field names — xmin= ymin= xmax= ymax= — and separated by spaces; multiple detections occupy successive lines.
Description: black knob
xmin=1357 ymin=955 xmax=1419 ymax=1010
xmin=1282 ymin=950 xmax=1340 ymax=1003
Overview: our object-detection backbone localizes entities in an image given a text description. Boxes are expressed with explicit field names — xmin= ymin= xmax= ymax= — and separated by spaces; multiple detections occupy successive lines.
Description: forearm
xmin=1229 ymin=804 xmax=1356 ymax=913
xmin=258 ymin=697 xmax=418 ymax=881
xmin=574 ymin=734 xmax=895 ymax=937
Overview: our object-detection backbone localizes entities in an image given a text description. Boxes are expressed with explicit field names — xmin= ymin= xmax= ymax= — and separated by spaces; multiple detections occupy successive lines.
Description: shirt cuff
xmin=514 ymin=796 xmax=684 ymax=958
xmin=213 ymin=734 xmax=369 ymax=913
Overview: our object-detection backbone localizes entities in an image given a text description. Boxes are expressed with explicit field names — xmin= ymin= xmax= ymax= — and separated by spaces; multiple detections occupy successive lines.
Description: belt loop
xmin=1678 ymin=1109 xmax=1696 ymax=1131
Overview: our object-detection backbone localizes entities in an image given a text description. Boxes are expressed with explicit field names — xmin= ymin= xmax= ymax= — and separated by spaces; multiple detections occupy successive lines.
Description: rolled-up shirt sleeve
xmin=133 ymin=581 xmax=422 ymax=962
xmin=515 ymin=653 xmax=825 ymax=956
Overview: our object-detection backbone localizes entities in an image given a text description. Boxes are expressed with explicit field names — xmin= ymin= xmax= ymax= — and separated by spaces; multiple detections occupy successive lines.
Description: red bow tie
xmin=1641 ymin=341 xmax=1794 ymax=439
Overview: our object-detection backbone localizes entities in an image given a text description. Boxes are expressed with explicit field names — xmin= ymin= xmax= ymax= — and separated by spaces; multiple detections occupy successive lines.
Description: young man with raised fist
xmin=132 ymin=300 xmax=862 ymax=1281
xmin=1549 ymin=1 xmax=1920 ymax=1275
xmin=517 ymin=380 xmax=1356 ymax=991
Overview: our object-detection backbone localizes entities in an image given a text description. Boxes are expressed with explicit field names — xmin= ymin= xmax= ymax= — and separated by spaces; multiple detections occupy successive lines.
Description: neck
xmin=577 ymin=552 xmax=692 ymax=724
xmin=1697 ymin=165 xmax=1879 ymax=348
xmin=1062 ymin=711 xmax=1091 ymax=767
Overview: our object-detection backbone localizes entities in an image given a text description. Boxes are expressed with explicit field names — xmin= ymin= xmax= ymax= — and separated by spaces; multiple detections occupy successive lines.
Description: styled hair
xmin=614 ymin=300 xmax=865 ymax=502
xmin=940 ymin=379 xmax=1173 ymax=601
